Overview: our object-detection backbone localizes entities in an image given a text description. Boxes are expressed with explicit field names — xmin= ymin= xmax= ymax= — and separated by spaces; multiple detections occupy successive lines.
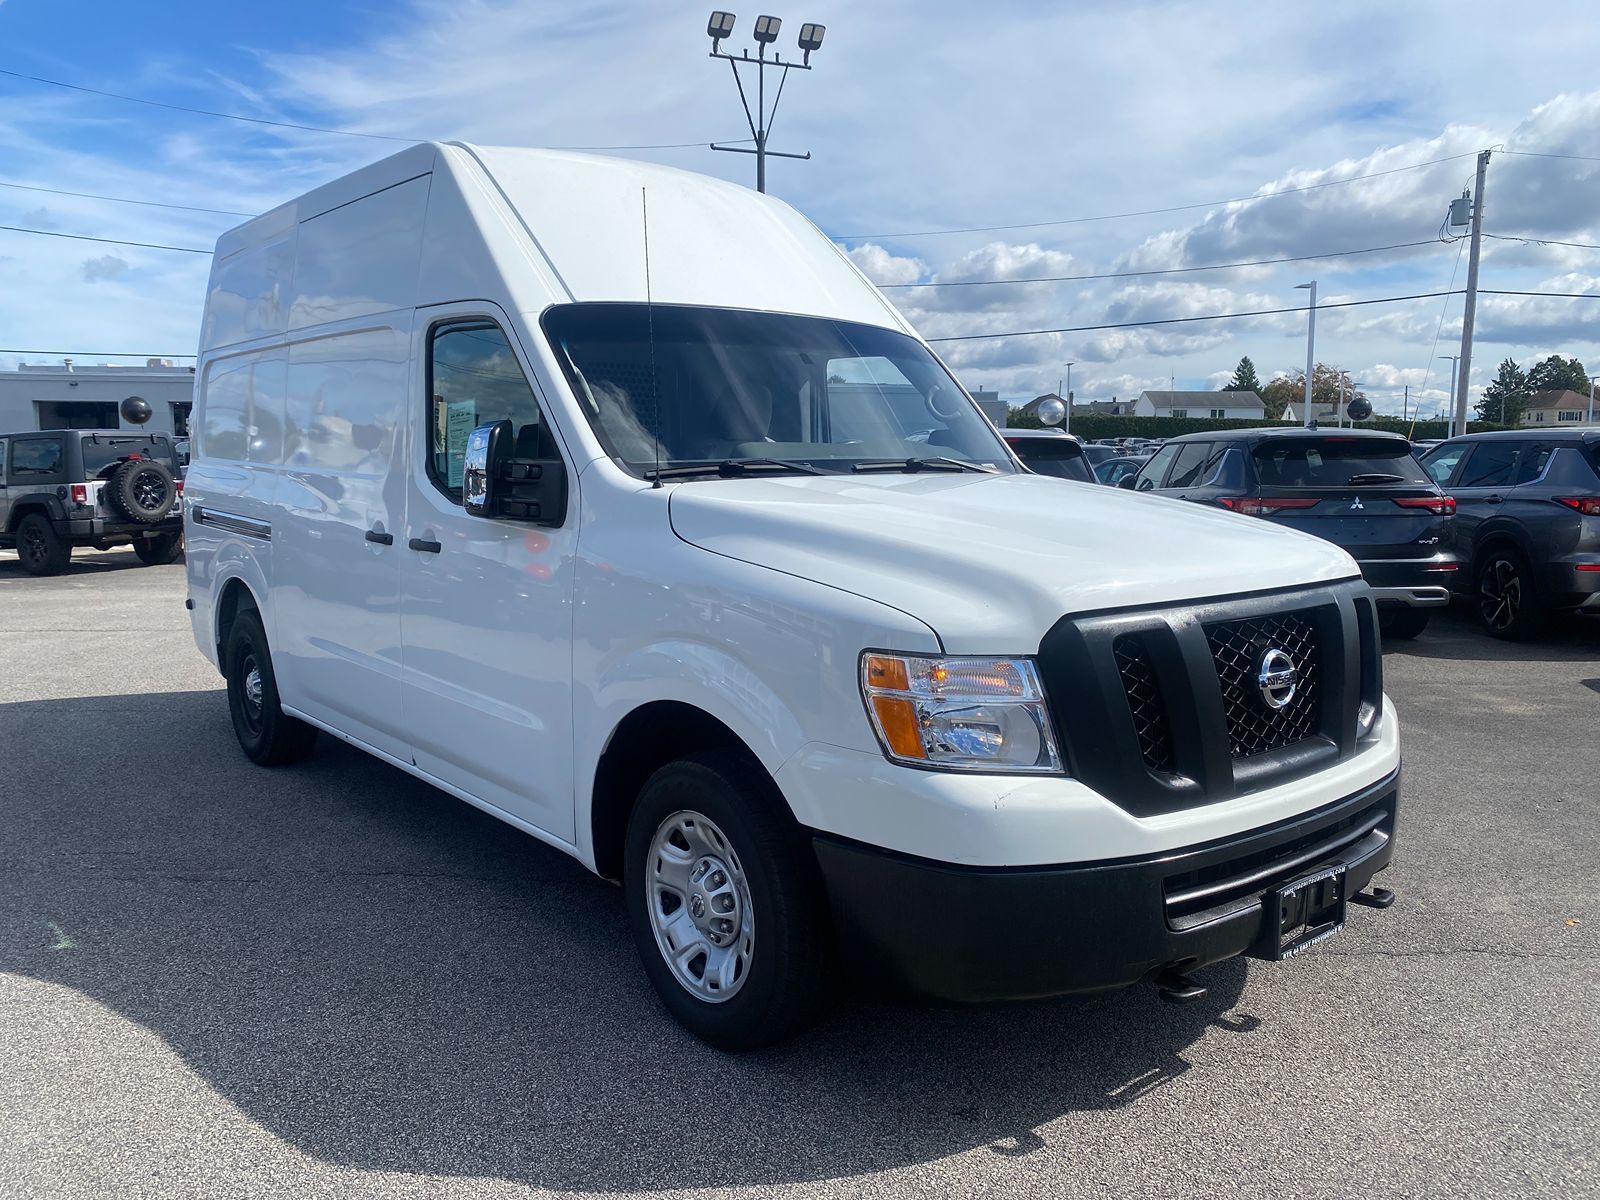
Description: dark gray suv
xmin=0 ymin=430 xmax=184 ymax=575
xmin=1420 ymin=430 xmax=1600 ymax=638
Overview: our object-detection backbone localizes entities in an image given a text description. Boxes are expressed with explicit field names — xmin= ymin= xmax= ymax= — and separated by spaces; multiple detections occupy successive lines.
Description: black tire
xmin=623 ymin=750 xmax=830 ymax=1051
xmin=1475 ymin=547 xmax=1543 ymax=640
xmin=132 ymin=532 xmax=183 ymax=565
xmin=224 ymin=608 xmax=318 ymax=766
xmin=108 ymin=458 xmax=176 ymax=524
xmin=1378 ymin=607 xmax=1430 ymax=640
xmin=15 ymin=513 xmax=70 ymax=576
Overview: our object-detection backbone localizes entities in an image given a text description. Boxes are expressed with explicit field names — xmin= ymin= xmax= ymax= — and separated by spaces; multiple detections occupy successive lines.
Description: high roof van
xmin=186 ymin=144 xmax=1400 ymax=1049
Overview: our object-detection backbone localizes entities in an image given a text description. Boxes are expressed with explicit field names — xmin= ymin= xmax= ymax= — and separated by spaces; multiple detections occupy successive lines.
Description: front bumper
xmin=813 ymin=767 xmax=1398 ymax=1004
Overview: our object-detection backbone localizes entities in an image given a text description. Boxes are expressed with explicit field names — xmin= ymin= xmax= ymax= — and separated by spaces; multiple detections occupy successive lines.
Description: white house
xmin=0 ymin=359 xmax=196 ymax=436
xmin=1135 ymin=390 xmax=1265 ymax=419
xmin=1518 ymin=389 xmax=1598 ymax=427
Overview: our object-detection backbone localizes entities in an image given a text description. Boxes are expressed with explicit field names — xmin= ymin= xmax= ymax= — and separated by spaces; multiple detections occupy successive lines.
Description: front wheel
xmin=1378 ymin=607 xmax=1430 ymax=640
xmin=1475 ymin=549 xmax=1542 ymax=640
xmin=133 ymin=532 xmax=183 ymax=565
xmin=224 ymin=609 xmax=319 ymax=765
xmin=624 ymin=750 xmax=830 ymax=1051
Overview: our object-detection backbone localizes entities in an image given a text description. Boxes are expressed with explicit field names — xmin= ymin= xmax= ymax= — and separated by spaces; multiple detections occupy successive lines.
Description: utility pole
xmin=1295 ymin=281 xmax=1317 ymax=427
xmin=1062 ymin=361 xmax=1076 ymax=434
xmin=1438 ymin=355 xmax=1460 ymax=435
xmin=706 ymin=13 xmax=826 ymax=194
xmin=1402 ymin=383 xmax=1409 ymax=422
xmin=1453 ymin=150 xmax=1491 ymax=438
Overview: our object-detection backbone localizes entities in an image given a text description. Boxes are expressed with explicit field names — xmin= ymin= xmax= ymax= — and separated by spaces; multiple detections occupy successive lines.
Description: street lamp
xmin=705 ymin=11 xmax=826 ymax=193
xmin=1437 ymin=355 xmax=1460 ymax=433
xmin=1058 ymin=361 xmax=1076 ymax=433
xmin=1295 ymin=282 xmax=1316 ymax=428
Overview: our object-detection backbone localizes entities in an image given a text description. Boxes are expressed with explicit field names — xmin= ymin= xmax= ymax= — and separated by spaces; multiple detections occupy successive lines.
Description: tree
xmin=1223 ymin=355 xmax=1262 ymax=396
xmin=1260 ymin=376 xmax=1298 ymax=420
xmin=1524 ymin=354 xmax=1589 ymax=396
xmin=1264 ymin=363 xmax=1368 ymax=421
xmin=1477 ymin=357 xmax=1530 ymax=425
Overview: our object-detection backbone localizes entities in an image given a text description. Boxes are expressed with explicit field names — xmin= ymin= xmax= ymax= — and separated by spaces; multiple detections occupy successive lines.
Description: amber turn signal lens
xmin=863 ymin=654 xmax=910 ymax=692
xmin=869 ymin=694 xmax=925 ymax=759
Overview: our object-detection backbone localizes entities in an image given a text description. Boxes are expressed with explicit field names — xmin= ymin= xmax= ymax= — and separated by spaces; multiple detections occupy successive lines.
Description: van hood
xmin=667 ymin=473 xmax=1360 ymax=651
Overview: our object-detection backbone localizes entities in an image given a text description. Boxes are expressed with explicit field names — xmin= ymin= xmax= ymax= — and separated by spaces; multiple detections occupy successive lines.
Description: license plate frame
xmin=1265 ymin=863 xmax=1347 ymax=960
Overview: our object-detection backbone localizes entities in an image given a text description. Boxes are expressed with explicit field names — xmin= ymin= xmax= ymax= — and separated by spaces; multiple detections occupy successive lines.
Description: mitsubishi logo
xmin=1256 ymin=647 xmax=1299 ymax=710
xmin=1349 ymin=496 xmax=1365 ymax=511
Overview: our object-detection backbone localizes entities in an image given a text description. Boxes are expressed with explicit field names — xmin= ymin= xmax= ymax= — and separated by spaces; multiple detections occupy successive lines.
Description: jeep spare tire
xmin=109 ymin=458 xmax=176 ymax=523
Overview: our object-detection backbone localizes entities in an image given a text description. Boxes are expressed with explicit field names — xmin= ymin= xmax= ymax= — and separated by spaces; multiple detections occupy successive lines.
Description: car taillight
xmin=1394 ymin=496 xmax=1457 ymax=515
xmin=1217 ymin=497 xmax=1319 ymax=516
xmin=175 ymin=479 xmax=184 ymax=496
xmin=1555 ymin=496 xmax=1600 ymax=516
xmin=70 ymin=484 xmax=88 ymax=505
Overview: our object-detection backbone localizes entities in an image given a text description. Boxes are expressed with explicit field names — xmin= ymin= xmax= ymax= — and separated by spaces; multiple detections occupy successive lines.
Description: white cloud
xmin=81 ymin=255 xmax=129 ymax=283
xmin=846 ymin=243 xmax=924 ymax=286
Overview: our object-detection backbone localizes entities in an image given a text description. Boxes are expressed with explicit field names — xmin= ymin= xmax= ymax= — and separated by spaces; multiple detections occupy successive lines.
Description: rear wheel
xmin=15 ymin=514 xmax=70 ymax=576
xmin=1475 ymin=548 xmax=1543 ymax=640
xmin=1378 ymin=607 xmax=1430 ymax=640
xmin=623 ymin=750 xmax=830 ymax=1051
xmin=133 ymin=532 xmax=183 ymax=565
xmin=224 ymin=609 xmax=318 ymax=765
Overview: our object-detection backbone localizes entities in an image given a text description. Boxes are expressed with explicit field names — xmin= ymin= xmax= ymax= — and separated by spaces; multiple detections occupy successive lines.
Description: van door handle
xmin=408 ymin=537 xmax=442 ymax=553
xmin=365 ymin=529 xmax=393 ymax=546
xmin=1486 ymin=494 xmax=1504 ymax=504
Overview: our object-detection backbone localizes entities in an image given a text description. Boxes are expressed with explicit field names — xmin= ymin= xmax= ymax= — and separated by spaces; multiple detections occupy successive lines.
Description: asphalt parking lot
xmin=1 ymin=548 xmax=1596 ymax=1199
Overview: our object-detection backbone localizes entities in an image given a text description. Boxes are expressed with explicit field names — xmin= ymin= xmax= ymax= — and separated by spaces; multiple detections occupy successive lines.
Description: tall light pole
xmin=1437 ymin=355 xmax=1460 ymax=433
xmin=706 ymin=12 xmax=825 ymax=193
xmin=1061 ymin=361 xmax=1076 ymax=433
xmin=1589 ymin=379 xmax=1596 ymax=427
xmin=1295 ymin=282 xmax=1317 ymax=427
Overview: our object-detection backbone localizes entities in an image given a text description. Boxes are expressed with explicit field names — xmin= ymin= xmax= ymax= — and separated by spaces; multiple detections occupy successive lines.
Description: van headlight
xmin=860 ymin=652 xmax=1063 ymax=774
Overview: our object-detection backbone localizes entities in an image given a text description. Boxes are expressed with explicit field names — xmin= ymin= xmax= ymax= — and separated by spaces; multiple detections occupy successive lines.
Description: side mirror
xmin=1118 ymin=474 xmax=1138 ymax=490
xmin=463 ymin=419 xmax=567 ymax=525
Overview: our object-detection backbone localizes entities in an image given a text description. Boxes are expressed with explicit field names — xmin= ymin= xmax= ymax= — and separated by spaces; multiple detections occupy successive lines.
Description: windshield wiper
xmin=643 ymin=458 xmax=827 ymax=481
xmin=1345 ymin=472 xmax=1408 ymax=485
xmin=851 ymin=456 xmax=993 ymax=475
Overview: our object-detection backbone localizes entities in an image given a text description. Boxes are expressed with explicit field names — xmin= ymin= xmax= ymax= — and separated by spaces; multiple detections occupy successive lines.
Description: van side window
xmin=11 ymin=439 xmax=64 ymax=479
xmin=427 ymin=320 xmax=554 ymax=502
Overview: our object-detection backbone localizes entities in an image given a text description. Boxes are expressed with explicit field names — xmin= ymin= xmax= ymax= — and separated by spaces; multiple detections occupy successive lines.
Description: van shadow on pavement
xmin=0 ymin=689 xmax=1255 ymax=1192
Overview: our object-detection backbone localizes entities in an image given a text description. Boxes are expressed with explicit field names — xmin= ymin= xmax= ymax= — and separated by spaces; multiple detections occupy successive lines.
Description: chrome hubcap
xmin=1479 ymin=559 xmax=1521 ymax=631
xmin=244 ymin=664 xmax=264 ymax=713
xmin=646 ymin=811 xmax=753 ymax=1002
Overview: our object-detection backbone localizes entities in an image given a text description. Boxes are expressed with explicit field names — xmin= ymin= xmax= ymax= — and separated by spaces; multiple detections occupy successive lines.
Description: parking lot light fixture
xmin=707 ymin=11 xmax=737 ymax=48
xmin=798 ymin=22 xmax=825 ymax=62
xmin=706 ymin=11 xmax=825 ymax=193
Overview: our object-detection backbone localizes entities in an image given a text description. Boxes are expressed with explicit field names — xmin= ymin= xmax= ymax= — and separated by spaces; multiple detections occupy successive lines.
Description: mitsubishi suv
xmin=1126 ymin=428 xmax=1460 ymax=638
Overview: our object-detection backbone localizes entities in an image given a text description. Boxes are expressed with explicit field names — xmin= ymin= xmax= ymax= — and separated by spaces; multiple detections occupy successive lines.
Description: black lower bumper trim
xmin=813 ymin=768 xmax=1399 ymax=1004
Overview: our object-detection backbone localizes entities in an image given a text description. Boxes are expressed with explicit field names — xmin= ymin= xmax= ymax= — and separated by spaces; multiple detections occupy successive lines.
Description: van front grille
xmin=1204 ymin=612 xmax=1321 ymax=758
xmin=1113 ymin=635 xmax=1174 ymax=772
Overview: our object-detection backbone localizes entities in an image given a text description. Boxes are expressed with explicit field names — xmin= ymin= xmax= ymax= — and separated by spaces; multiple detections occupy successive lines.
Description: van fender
xmin=576 ymin=637 xmax=812 ymax=865
xmin=206 ymin=546 xmax=273 ymax=664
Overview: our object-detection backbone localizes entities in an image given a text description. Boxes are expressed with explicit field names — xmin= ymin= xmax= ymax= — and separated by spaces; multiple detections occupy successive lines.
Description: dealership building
xmin=0 ymin=359 xmax=196 ymax=436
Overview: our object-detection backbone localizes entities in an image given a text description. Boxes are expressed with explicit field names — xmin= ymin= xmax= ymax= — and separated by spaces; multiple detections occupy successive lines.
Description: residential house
xmin=1135 ymin=390 xmax=1265 ymax=419
xmin=1518 ymin=389 xmax=1597 ymax=428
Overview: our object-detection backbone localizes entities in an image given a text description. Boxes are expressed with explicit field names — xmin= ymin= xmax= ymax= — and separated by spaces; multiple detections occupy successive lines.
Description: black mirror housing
xmin=1118 ymin=474 xmax=1138 ymax=490
xmin=463 ymin=419 xmax=567 ymax=526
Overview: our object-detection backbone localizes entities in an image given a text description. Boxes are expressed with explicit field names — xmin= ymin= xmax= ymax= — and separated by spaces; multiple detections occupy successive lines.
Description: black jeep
xmin=0 ymin=429 xmax=185 ymax=575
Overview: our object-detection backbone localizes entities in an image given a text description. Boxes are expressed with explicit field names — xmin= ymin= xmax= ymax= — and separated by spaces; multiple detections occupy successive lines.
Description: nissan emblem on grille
xmin=1256 ymin=647 xmax=1298 ymax=710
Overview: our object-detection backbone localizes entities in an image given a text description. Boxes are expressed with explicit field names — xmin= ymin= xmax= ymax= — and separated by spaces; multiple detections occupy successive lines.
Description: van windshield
xmin=542 ymin=303 xmax=1013 ymax=477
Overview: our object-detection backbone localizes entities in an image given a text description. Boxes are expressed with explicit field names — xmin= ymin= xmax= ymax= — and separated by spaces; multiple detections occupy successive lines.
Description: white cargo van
xmin=186 ymin=144 xmax=1400 ymax=1049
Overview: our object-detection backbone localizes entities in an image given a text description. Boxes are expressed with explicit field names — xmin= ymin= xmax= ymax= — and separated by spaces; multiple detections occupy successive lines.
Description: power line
xmin=0 ymin=223 xmax=210 ymax=253
xmin=1484 ymin=232 xmax=1600 ymax=252
xmin=834 ymin=151 xmax=1481 ymax=241
xmin=924 ymin=289 xmax=1465 ymax=342
xmin=0 ymin=66 xmax=415 ymax=141
xmin=879 ymin=238 xmax=1442 ymax=289
xmin=0 ymin=65 xmax=751 ymax=151
xmin=0 ymin=349 xmax=195 ymax=358
xmin=0 ymin=178 xmax=251 ymax=216
xmin=1498 ymin=149 xmax=1600 ymax=164
xmin=1479 ymin=289 xmax=1600 ymax=299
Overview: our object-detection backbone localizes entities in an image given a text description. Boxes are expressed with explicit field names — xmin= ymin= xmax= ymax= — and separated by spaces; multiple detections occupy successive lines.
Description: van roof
xmin=209 ymin=142 xmax=908 ymax=337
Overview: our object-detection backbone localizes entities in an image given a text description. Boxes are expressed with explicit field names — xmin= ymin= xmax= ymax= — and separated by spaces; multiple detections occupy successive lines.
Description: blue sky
xmin=3 ymin=0 xmax=1600 ymax=416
